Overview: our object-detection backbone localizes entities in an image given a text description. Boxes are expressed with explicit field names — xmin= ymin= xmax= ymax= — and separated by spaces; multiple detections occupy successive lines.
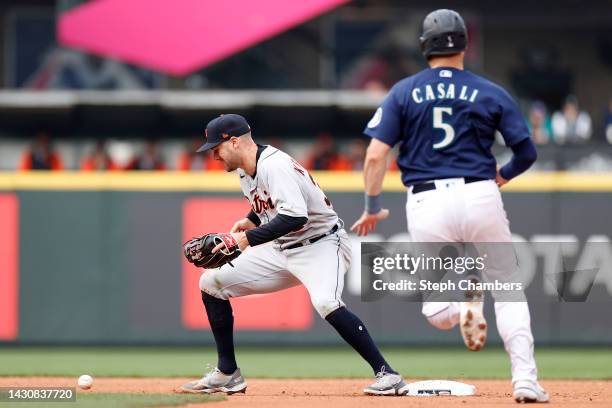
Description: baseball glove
xmin=183 ymin=233 xmax=241 ymax=269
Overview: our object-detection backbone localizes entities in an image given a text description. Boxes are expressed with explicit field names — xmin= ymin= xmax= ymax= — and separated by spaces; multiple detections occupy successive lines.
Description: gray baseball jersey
xmin=238 ymin=145 xmax=339 ymax=247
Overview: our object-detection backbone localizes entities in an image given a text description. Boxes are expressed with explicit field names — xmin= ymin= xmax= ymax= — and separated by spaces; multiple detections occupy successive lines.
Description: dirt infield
xmin=0 ymin=377 xmax=610 ymax=407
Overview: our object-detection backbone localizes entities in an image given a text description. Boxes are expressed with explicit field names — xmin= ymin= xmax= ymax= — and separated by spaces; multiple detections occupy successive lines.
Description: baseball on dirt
xmin=77 ymin=374 xmax=93 ymax=390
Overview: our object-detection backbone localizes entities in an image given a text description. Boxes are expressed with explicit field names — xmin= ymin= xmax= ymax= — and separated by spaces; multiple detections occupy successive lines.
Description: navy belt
xmin=411 ymin=177 xmax=488 ymax=194
xmin=283 ymin=224 xmax=339 ymax=250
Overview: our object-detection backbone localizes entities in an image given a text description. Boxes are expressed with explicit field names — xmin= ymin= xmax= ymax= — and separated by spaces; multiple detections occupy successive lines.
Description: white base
xmin=405 ymin=380 xmax=476 ymax=396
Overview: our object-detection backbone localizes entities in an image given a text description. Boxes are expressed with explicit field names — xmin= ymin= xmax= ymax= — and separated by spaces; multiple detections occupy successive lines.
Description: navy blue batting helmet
xmin=419 ymin=9 xmax=468 ymax=59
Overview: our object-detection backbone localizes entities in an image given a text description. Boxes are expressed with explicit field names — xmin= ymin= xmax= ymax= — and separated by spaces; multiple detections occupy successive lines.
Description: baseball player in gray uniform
xmin=180 ymin=114 xmax=408 ymax=396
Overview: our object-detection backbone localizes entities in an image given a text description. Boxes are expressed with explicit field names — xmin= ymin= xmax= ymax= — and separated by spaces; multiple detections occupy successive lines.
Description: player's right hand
xmin=350 ymin=209 xmax=389 ymax=236
xmin=230 ymin=218 xmax=257 ymax=233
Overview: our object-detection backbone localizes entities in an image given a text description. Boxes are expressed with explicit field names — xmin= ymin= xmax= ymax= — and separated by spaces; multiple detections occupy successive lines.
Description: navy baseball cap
xmin=197 ymin=114 xmax=251 ymax=152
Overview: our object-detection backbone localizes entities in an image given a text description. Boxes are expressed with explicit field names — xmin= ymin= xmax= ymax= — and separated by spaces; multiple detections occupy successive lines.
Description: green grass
xmin=0 ymin=347 xmax=610 ymax=379
xmin=7 ymin=393 xmax=221 ymax=408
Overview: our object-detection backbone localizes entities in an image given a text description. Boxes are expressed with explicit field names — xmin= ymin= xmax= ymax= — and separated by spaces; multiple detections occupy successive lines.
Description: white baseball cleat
xmin=460 ymin=276 xmax=487 ymax=351
xmin=363 ymin=368 xmax=409 ymax=396
xmin=180 ymin=366 xmax=247 ymax=395
xmin=513 ymin=380 xmax=550 ymax=403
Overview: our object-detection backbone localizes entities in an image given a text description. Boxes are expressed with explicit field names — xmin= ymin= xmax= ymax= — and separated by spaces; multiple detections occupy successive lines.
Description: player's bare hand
xmin=350 ymin=209 xmax=389 ymax=236
xmin=495 ymin=170 xmax=508 ymax=187
xmin=213 ymin=232 xmax=250 ymax=253
xmin=231 ymin=218 xmax=257 ymax=233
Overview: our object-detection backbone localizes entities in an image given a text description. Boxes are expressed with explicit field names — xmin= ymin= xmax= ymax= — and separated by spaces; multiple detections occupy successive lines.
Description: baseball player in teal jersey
xmin=351 ymin=9 xmax=549 ymax=403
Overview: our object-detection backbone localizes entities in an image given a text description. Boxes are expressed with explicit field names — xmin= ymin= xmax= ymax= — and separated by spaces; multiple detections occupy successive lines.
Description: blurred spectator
xmin=551 ymin=96 xmax=592 ymax=144
xmin=177 ymin=138 xmax=226 ymax=171
xmin=527 ymin=101 xmax=553 ymax=145
xmin=342 ymin=47 xmax=421 ymax=91
xmin=80 ymin=141 xmax=118 ymax=171
xmin=264 ymin=136 xmax=285 ymax=151
xmin=304 ymin=132 xmax=343 ymax=170
xmin=605 ymin=99 xmax=612 ymax=145
xmin=345 ymin=138 xmax=367 ymax=170
xmin=204 ymin=152 xmax=226 ymax=170
xmin=19 ymin=132 xmax=63 ymax=171
xmin=177 ymin=139 xmax=207 ymax=171
xmin=331 ymin=138 xmax=367 ymax=170
xmin=126 ymin=140 xmax=166 ymax=170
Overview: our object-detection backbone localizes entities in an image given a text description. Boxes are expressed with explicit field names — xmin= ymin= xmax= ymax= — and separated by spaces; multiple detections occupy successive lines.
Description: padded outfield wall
xmin=0 ymin=171 xmax=611 ymax=345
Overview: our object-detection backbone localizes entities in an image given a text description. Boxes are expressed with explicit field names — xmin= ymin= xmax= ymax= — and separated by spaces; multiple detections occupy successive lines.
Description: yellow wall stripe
xmin=0 ymin=171 xmax=610 ymax=192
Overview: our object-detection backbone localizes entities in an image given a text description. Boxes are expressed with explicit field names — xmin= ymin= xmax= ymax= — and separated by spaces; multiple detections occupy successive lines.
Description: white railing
xmin=0 ymin=90 xmax=386 ymax=109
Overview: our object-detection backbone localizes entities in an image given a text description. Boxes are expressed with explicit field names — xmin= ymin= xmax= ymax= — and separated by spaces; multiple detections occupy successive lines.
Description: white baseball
xmin=77 ymin=374 xmax=93 ymax=390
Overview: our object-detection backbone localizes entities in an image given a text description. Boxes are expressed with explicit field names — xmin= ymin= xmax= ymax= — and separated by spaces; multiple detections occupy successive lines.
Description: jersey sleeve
xmin=363 ymin=85 xmax=403 ymax=147
xmin=263 ymin=159 xmax=308 ymax=218
xmin=496 ymin=88 xmax=530 ymax=146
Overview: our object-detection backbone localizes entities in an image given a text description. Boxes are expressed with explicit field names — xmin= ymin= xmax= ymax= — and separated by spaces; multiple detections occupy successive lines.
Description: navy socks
xmin=202 ymin=293 xmax=395 ymax=377
xmin=325 ymin=307 xmax=397 ymax=375
xmin=201 ymin=291 xmax=237 ymax=375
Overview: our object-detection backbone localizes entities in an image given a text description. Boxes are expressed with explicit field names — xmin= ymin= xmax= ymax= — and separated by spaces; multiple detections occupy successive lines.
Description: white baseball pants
xmin=199 ymin=228 xmax=352 ymax=319
xmin=406 ymin=178 xmax=538 ymax=385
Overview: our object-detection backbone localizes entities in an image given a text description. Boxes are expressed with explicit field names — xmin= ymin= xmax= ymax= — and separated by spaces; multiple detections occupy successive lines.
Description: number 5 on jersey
xmin=432 ymin=107 xmax=455 ymax=149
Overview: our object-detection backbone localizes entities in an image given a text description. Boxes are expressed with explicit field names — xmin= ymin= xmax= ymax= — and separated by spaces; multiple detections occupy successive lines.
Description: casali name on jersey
xmin=411 ymin=83 xmax=479 ymax=104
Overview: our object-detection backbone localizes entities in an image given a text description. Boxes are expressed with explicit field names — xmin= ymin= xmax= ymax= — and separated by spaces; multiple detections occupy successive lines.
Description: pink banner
xmin=58 ymin=0 xmax=349 ymax=75
xmin=0 ymin=194 xmax=18 ymax=341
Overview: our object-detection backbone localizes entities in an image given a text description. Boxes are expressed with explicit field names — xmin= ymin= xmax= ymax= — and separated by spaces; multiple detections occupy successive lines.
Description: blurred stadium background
xmin=0 ymin=0 xmax=610 ymax=171
xmin=0 ymin=0 xmax=611 ymax=357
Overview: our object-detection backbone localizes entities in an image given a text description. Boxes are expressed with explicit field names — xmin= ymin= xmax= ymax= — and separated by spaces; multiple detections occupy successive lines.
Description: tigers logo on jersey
xmin=252 ymin=193 xmax=274 ymax=214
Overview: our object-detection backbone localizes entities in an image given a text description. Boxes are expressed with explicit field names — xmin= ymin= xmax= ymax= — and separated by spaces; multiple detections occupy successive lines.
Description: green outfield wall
xmin=0 ymin=172 xmax=611 ymax=345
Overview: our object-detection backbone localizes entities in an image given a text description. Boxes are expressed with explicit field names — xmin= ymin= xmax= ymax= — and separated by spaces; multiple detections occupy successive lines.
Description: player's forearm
xmin=363 ymin=152 xmax=388 ymax=196
xmin=499 ymin=138 xmax=537 ymax=180
xmin=246 ymin=210 xmax=261 ymax=226
xmin=362 ymin=152 xmax=388 ymax=214
xmin=245 ymin=213 xmax=308 ymax=246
